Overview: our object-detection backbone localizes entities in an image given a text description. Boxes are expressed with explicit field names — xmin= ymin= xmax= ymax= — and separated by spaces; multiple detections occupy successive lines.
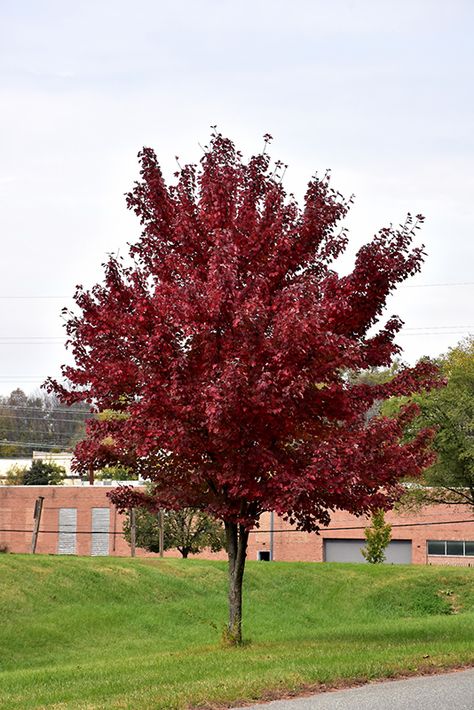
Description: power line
xmin=0 ymin=404 xmax=92 ymax=414
xmin=0 ymin=325 xmax=472 ymax=341
xmin=403 ymin=282 xmax=474 ymax=289
xmin=0 ymin=414 xmax=88 ymax=425
xmin=398 ymin=332 xmax=472 ymax=337
xmin=1 ymin=518 xmax=473 ymax=537
xmin=252 ymin=518 xmax=474 ymax=533
xmin=0 ymin=528 xmax=125 ymax=535
xmin=0 ymin=441 xmax=74 ymax=449
xmin=0 ymin=282 xmax=473 ymax=299
xmin=0 ymin=427 xmax=87 ymax=438
xmin=402 ymin=325 xmax=474 ymax=330
xmin=0 ymin=430 xmax=81 ymax=439
xmin=0 ymin=431 xmax=78 ymax=439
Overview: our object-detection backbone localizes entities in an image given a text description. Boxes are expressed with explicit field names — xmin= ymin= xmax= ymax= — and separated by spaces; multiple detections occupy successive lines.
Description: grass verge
xmin=1 ymin=555 xmax=473 ymax=708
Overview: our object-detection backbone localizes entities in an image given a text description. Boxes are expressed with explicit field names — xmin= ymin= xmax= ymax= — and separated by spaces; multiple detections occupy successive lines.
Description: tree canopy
xmin=384 ymin=337 xmax=474 ymax=509
xmin=47 ymin=132 xmax=442 ymax=642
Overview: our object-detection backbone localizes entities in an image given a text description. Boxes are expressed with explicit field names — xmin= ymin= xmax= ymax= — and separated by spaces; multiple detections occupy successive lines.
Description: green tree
xmin=124 ymin=507 xmax=226 ymax=558
xmin=4 ymin=464 xmax=28 ymax=485
xmin=23 ymin=460 xmax=65 ymax=485
xmin=347 ymin=360 xmax=402 ymax=422
xmin=384 ymin=338 xmax=474 ymax=510
xmin=361 ymin=509 xmax=392 ymax=563
xmin=95 ymin=464 xmax=138 ymax=481
xmin=348 ymin=359 xmax=402 ymax=387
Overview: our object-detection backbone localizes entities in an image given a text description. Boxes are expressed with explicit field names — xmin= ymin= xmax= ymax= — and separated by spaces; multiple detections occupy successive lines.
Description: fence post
xmin=130 ymin=508 xmax=136 ymax=557
xmin=31 ymin=496 xmax=44 ymax=554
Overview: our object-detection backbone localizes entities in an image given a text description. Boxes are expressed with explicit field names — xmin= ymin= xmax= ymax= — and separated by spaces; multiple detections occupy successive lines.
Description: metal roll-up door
xmin=58 ymin=508 xmax=77 ymax=554
xmin=323 ymin=538 xmax=412 ymax=564
xmin=91 ymin=507 xmax=110 ymax=556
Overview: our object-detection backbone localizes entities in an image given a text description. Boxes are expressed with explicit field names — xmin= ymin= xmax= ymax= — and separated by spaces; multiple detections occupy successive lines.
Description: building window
xmin=446 ymin=540 xmax=464 ymax=556
xmin=427 ymin=540 xmax=446 ymax=556
xmin=427 ymin=540 xmax=474 ymax=557
xmin=258 ymin=550 xmax=271 ymax=561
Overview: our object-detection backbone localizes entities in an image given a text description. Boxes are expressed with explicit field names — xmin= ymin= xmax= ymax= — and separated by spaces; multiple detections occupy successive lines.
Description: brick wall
xmin=1 ymin=485 xmax=473 ymax=566
xmin=0 ymin=486 xmax=130 ymax=556
xmin=246 ymin=506 xmax=474 ymax=566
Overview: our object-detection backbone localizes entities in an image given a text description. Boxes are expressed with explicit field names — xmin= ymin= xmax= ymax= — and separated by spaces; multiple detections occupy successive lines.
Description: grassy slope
xmin=0 ymin=556 xmax=473 ymax=709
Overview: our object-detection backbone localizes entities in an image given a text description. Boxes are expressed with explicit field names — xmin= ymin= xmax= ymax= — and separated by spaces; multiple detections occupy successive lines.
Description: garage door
xmin=324 ymin=538 xmax=412 ymax=564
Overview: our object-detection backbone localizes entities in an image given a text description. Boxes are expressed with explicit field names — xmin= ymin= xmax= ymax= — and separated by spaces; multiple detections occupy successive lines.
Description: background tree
xmin=384 ymin=338 xmax=474 ymax=510
xmin=23 ymin=460 xmax=65 ymax=485
xmin=124 ymin=506 xmax=226 ymax=558
xmin=361 ymin=509 xmax=392 ymax=563
xmin=347 ymin=360 xmax=402 ymax=422
xmin=47 ymin=132 xmax=442 ymax=644
xmin=96 ymin=464 xmax=138 ymax=481
xmin=0 ymin=389 xmax=90 ymax=457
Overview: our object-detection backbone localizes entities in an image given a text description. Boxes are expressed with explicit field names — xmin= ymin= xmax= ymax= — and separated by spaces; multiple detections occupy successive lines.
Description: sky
xmin=0 ymin=0 xmax=473 ymax=396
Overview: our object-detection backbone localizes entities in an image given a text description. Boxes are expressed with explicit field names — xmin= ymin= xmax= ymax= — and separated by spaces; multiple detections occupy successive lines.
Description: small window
xmin=465 ymin=542 xmax=474 ymax=557
xmin=427 ymin=540 xmax=445 ymax=555
xmin=427 ymin=540 xmax=474 ymax=557
xmin=258 ymin=550 xmax=271 ymax=561
xmin=446 ymin=541 xmax=464 ymax=556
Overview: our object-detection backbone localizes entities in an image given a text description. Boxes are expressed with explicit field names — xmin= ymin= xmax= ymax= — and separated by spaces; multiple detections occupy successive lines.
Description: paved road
xmin=232 ymin=669 xmax=474 ymax=710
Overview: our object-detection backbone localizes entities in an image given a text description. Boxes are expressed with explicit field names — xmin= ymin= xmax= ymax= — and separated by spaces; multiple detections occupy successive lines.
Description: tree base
xmin=221 ymin=623 xmax=243 ymax=647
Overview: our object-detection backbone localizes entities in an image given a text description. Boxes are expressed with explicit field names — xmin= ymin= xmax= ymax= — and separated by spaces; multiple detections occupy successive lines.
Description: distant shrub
xmin=95 ymin=465 xmax=138 ymax=481
xmin=23 ymin=460 xmax=65 ymax=485
xmin=4 ymin=464 xmax=28 ymax=486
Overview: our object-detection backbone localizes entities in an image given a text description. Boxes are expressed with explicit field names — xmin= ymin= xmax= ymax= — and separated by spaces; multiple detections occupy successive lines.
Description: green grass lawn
xmin=1 ymin=555 xmax=473 ymax=709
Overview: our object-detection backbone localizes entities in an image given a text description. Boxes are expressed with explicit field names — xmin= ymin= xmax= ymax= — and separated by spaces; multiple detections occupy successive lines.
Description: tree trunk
xmin=181 ymin=549 xmax=189 ymax=558
xmin=224 ymin=521 xmax=249 ymax=645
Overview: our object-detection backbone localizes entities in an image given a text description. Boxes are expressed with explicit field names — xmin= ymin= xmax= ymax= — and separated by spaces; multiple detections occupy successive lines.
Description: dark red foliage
xmin=46 ymin=132 xmax=442 ymax=530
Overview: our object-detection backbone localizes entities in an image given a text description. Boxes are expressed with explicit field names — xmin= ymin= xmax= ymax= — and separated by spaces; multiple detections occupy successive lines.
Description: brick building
xmin=0 ymin=485 xmax=473 ymax=566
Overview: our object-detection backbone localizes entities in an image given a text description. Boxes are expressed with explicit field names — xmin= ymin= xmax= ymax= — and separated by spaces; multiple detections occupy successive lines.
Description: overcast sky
xmin=0 ymin=0 xmax=473 ymax=396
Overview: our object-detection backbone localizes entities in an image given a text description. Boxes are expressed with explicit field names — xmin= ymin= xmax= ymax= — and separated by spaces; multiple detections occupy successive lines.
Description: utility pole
xmin=31 ymin=496 xmax=44 ymax=554
xmin=270 ymin=511 xmax=274 ymax=561
xmin=130 ymin=508 xmax=136 ymax=557
xmin=159 ymin=509 xmax=164 ymax=558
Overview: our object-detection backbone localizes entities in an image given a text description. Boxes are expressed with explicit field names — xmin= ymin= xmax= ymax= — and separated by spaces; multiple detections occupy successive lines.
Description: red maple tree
xmin=47 ymin=132 xmax=441 ymax=643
